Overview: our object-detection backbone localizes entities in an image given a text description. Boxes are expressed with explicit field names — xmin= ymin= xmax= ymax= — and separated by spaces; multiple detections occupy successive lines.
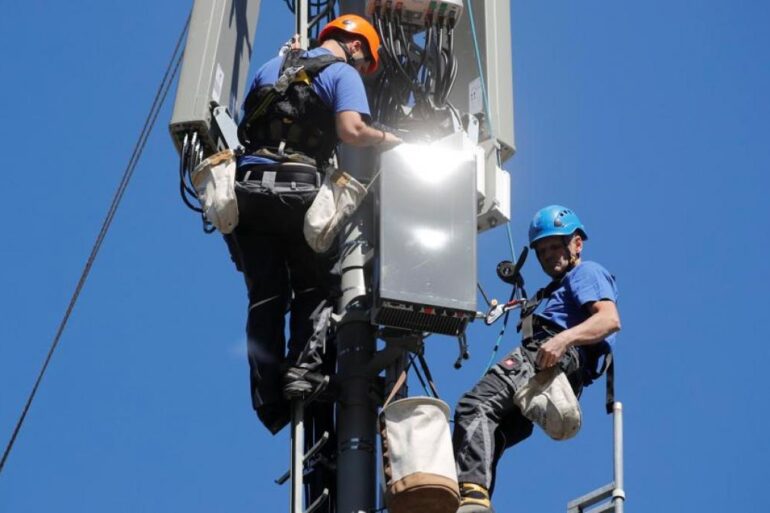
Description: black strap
xmin=518 ymin=279 xmax=562 ymax=342
xmin=236 ymin=167 xmax=319 ymax=185
xmin=582 ymin=342 xmax=615 ymax=414
xmin=280 ymin=49 xmax=345 ymax=77
xmin=603 ymin=351 xmax=615 ymax=414
xmin=416 ymin=352 xmax=440 ymax=398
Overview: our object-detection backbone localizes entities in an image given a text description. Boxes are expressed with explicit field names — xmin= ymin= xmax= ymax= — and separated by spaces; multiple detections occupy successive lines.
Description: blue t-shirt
xmin=239 ymin=47 xmax=371 ymax=166
xmin=535 ymin=261 xmax=619 ymax=346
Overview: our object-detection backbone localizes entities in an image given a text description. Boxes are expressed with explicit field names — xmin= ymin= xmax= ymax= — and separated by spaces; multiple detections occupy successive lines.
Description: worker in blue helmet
xmin=452 ymin=205 xmax=622 ymax=513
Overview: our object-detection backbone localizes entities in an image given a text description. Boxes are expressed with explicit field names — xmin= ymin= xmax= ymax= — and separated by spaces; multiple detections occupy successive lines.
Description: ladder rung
xmin=567 ymin=482 xmax=614 ymax=512
xmin=586 ymin=500 xmax=616 ymax=513
xmin=276 ymin=431 xmax=331 ymax=485
xmin=304 ymin=488 xmax=329 ymax=513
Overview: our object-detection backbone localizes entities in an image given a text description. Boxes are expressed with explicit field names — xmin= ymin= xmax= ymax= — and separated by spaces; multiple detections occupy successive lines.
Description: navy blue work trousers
xmin=228 ymin=176 xmax=339 ymax=434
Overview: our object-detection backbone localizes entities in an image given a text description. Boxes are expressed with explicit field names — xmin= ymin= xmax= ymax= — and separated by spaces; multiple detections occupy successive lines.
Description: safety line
xmin=506 ymin=222 xmax=517 ymax=261
xmin=476 ymin=283 xmax=491 ymax=307
xmin=0 ymin=13 xmax=191 ymax=476
xmin=482 ymin=286 xmax=516 ymax=376
xmin=478 ymin=222 xmax=519 ymax=375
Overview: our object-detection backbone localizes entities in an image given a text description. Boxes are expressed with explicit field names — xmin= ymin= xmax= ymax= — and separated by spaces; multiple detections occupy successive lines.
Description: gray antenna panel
xmin=447 ymin=0 xmax=515 ymax=162
xmin=169 ymin=0 xmax=261 ymax=154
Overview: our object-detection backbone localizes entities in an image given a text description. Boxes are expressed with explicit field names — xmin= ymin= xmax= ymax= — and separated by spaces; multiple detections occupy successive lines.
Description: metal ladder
xmin=275 ymin=399 xmax=331 ymax=513
xmin=566 ymin=401 xmax=626 ymax=513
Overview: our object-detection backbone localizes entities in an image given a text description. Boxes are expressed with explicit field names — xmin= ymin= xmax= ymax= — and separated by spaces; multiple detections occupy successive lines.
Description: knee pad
xmin=513 ymin=366 xmax=582 ymax=441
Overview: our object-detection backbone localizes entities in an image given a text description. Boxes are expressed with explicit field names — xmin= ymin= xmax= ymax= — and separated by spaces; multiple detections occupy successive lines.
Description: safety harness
xmin=518 ymin=280 xmax=616 ymax=414
xmin=238 ymin=49 xmax=345 ymax=168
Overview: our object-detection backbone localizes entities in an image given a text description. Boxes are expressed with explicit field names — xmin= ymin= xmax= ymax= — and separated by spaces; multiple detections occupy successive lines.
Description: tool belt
xmin=237 ymin=162 xmax=321 ymax=187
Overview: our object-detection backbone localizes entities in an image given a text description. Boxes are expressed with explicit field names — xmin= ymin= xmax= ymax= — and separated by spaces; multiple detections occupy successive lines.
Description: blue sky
xmin=2 ymin=1 xmax=769 ymax=512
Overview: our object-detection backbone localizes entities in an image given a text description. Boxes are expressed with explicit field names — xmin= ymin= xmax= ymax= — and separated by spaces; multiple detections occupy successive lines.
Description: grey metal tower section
xmin=334 ymin=3 xmax=379 ymax=512
xmin=169 ymin=0 xmax=261 ymax=155
xmin=446 ymin=0 xmax=516 ymax=162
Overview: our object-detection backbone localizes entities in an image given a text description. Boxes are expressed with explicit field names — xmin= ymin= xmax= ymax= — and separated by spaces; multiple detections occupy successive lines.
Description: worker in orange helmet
xmin=230 ymin=13 xmax=402 ymax=437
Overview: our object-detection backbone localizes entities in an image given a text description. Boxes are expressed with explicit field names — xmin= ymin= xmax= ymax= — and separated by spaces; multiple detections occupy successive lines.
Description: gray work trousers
xmin=452 ymin=343 xmax=584 ymax=494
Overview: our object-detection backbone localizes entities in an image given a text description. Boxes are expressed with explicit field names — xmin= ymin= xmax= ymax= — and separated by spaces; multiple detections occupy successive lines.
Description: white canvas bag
xmin=303 ymin=169 xmax=367 ymax=253
xmin=513 ymin=365 xmax=582 ymax=441
xmin=379 ymin=373 xmax=460 ymax=513
xmin=191 ymin=149 xmax=239 ymax=234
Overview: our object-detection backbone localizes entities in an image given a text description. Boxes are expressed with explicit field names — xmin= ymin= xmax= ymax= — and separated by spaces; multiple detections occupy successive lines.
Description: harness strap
xmin=518 ymin=279 xmax=562 ymax=342
xmin=603 ymin=351 xmax=615 ymax=414
xmin=239 ymin=50 xmax=344 ymax=164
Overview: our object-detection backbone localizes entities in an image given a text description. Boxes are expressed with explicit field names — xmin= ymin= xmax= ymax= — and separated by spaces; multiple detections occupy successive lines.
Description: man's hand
xmin=289 ymin=34 xmax=301 ymax=50
xmin=535 ymin=300 xmax=621 ymax=370
xmin=536 ymin=334 xmax=570 ymax=369
xmin=378 ymin=131 xmax=403 ymax=151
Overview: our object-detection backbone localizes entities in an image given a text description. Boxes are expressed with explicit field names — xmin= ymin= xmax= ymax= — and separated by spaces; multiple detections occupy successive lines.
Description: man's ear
xmin=572 ymin=234 xmax=584 ymax=255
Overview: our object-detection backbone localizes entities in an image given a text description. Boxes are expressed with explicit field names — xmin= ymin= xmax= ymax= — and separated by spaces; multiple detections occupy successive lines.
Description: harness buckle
xmin=261 ymin=171 xmax=276 ymax=191
xmin=275 ymin=65 xmax=305 ymax=93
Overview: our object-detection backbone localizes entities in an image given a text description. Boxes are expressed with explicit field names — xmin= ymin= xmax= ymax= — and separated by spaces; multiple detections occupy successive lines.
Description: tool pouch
xmin=496 ymin=342 xmax=582 ymax=441
xmin=191 ymin=149 xmax=239 ymax=234
xmin=303 ymin=169 xmax=367 ymax=253
xmin=379 ymin=374 xmax=460 ymax=513
xmin=513 ymin=363 xmax=582 ymax=441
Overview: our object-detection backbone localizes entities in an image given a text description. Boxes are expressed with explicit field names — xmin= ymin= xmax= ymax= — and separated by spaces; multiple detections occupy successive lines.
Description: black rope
xmin=408 ymin=354 xmax=431 ymax=397
xmin=477 ymin=282 xmax=491 ymax=307
xmin=0 ymin=12 xmax=191 ymax=476
xmin=416 ymin=352 xmax=440 ymax=398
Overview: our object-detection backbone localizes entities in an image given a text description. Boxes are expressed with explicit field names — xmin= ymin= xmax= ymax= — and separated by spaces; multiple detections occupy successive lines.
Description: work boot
xmin=282 ymin=366 xmax=329 ymax=401
xmin=458 ymin=483 xmax=495 ymax=513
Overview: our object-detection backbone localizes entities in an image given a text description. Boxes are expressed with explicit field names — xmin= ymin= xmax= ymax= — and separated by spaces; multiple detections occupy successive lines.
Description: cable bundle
xmin=371 ymin=7 xmax=460 ymax=138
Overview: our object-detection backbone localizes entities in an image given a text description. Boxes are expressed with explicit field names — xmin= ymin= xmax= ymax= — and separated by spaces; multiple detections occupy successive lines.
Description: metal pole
xmin=612 ymin=401 xmax=625 ymax=513
xmin=290 ymin=400 xmax=305 ymax=513
xmin=335 ymin=214 xmax=378 ymax=513
xmin=296 ymin=0 xmax=309 ymax=49
xmin=334 ymin=4 xmax=388 ymax=513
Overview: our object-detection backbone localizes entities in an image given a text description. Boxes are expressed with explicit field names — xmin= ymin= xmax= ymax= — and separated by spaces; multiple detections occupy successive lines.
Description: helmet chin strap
xmin=334 ymin=38 xmax=368 ymax=69
xmin=334 ymin=39 xmax=355 ymax=65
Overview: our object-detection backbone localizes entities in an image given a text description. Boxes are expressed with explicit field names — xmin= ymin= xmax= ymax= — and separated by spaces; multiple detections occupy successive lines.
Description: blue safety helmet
xmin=528 ymin=205 xmax=588 ymax=248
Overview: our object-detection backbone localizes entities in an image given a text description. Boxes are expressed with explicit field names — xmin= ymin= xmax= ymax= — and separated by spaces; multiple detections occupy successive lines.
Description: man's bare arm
xmin=335 ymin=110 xmax=401 ymax=148
xmin=536 ymin=300 xmax=621 ymax=369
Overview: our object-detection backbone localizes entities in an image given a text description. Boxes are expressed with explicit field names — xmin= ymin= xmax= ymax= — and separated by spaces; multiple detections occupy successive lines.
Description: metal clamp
xmin=484 ymin=298 xmax=524 ymax=325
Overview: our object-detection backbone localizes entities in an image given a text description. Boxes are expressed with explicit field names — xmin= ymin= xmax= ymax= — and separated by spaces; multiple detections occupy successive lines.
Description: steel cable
xmin=0 ymin=12 xmax=191 ymax=475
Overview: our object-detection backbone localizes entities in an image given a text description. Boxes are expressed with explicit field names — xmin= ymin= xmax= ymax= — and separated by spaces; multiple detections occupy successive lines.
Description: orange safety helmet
xmin=319 ymin=14 xmax=380 ymax=74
